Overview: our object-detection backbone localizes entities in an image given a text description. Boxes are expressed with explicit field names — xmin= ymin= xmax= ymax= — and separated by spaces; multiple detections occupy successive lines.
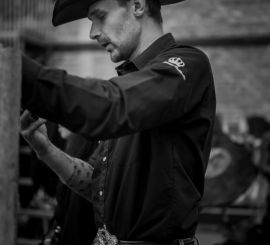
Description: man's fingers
xmin=20 ymin=117 xmax=47 ymax=138
xmin=20 ymin=110 xmax=41 ymax=129
xmin=20 ymin=110 xmax=34 ymax=130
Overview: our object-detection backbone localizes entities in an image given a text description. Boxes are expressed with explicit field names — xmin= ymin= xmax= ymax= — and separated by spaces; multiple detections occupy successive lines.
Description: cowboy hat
xmin=52 ymin=0 xmax=185 ymax=26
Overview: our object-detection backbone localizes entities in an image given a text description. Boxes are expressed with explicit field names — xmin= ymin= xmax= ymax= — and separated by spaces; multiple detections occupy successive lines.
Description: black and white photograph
xmin=0 ymin=0 xmax=270 ymax=245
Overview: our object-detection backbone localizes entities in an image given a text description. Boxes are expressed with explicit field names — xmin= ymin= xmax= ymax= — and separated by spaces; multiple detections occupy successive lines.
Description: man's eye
xmin=97 ymin=14 xmax=106 ymax=21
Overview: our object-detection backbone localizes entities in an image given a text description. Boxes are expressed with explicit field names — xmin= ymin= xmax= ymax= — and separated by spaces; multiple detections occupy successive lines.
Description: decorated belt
xmin=93 ymin=225 xmax=197 ymax=245
xmin=93 ymin=225 xmax=118 ymax=245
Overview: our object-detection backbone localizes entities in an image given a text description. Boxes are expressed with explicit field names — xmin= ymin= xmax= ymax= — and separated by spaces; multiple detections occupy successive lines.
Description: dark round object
xmin=201 ymin=133 xmax=257 ymax=207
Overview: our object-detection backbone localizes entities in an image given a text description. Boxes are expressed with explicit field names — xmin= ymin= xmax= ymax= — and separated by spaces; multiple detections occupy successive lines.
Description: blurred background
xmin=0 ymin=0 xmax=270 ymax=245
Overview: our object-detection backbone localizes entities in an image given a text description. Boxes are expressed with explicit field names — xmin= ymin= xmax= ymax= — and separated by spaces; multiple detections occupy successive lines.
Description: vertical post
xmin=0 ymin=47 xmax=21 ymax=245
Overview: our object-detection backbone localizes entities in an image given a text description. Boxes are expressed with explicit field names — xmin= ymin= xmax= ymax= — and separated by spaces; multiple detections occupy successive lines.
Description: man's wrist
xmin=36 ymin=141 xmax=55 ymax=161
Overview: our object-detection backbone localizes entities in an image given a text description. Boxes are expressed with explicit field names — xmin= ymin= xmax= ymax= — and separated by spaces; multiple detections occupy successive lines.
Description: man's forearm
xmin=39 ymin=144 xmax=93 ymax=202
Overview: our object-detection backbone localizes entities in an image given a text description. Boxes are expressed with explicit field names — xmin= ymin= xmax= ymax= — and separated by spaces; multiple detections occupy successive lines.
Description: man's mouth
xmin=100 ymin=42 xmax=109 ymax=48
xmin=104 ymin=43 xmax=114 ymax=52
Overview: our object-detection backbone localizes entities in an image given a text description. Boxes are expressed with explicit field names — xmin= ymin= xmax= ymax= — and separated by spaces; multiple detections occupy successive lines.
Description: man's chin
xmin=109 ymin=50 xmax=123 ymax=63
xmin=110 ymin=55 xmax=120 ymax=63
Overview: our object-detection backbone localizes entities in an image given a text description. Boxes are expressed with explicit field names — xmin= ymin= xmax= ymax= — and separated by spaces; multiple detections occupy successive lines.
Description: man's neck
xmin=130 ymin=20 xmax=164 ymax=60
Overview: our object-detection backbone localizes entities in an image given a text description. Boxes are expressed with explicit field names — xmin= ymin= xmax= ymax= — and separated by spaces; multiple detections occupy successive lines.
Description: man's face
xmin=88 ymin=0 xmax=141 ymax=62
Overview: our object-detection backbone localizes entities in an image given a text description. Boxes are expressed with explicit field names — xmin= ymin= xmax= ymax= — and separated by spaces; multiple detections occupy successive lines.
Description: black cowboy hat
xmin=52 ymin=0 xmax=185 ymax=26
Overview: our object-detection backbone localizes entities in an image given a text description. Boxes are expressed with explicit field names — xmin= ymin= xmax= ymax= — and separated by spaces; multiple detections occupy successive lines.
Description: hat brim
xmin=52 ymin=0 xmax=185 ymax=26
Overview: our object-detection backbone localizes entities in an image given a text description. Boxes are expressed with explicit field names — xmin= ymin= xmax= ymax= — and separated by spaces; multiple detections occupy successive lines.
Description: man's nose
xmin=89 ymin=24 xmax=101 ymax=40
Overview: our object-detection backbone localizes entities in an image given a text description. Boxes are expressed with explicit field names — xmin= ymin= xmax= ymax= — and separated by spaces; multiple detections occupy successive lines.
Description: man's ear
xmin=132 ymin=0 xmax=146 ymax=17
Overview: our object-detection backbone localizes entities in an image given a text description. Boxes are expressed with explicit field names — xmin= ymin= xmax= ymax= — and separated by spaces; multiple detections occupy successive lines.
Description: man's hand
xmin=20 ymin=110 xmax=93 ymax=202
xmin=20 ymin=110 xmax=51 ymax=158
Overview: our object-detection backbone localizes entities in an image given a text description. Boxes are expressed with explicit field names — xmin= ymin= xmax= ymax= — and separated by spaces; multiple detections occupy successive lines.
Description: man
xmin=20 ymin=0 xmax=216 ymax=244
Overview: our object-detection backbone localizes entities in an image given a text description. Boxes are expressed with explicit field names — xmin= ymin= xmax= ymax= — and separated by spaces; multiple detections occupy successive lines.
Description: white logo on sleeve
xmin=163 ymin=57 xmax=186 ymax=80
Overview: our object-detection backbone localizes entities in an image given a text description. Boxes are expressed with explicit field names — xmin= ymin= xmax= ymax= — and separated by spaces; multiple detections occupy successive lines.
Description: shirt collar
xmin=116 ymin=33 xmax=176 ymax=75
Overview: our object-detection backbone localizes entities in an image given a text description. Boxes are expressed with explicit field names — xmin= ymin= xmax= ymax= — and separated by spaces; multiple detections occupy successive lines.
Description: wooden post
xmin=0 ymin=47 xmax=21 ymax=245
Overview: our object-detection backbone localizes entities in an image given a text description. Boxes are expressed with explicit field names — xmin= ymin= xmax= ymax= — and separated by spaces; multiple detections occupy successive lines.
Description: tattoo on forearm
xmin=64 ymin=157 xmax=94 ymax=202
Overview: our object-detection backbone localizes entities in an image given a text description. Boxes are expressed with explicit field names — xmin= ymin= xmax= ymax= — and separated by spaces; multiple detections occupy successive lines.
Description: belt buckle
xmin=177 ymin=238 xmax=196 ymax=245
xmin=93 ymin=225 xmax=118 ymax=245
xmin=177 ymin=240 xmax=184 ymax=245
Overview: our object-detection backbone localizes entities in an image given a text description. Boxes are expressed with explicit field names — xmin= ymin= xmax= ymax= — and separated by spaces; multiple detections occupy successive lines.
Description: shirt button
xmin=102 ymin=156 xmax=107 ymax=162
xmin=99 ymin=190 xmax=103 ymax=197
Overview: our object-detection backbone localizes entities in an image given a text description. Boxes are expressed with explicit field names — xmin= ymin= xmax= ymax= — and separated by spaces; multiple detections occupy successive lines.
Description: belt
xmin=118 ymin=237 xmax=197 ymax=245
xmin=93 ymin=225 xmax=198 ymax=245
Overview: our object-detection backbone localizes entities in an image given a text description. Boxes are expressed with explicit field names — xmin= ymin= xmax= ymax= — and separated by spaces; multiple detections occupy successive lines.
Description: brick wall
xmin=204 ymin=45 xmax=270 ymax=120
xmin=48 ymin=50 xmax=117 ymax=79
xmin=162 ymin=0 xmax=270 ymax=126
xmin=163 ymin=0 xmax=270 ymax=39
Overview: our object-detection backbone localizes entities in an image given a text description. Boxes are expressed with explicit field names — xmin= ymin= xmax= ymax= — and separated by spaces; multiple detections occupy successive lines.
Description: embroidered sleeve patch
xmin=163 ymin=57 xmax=186 ymax=80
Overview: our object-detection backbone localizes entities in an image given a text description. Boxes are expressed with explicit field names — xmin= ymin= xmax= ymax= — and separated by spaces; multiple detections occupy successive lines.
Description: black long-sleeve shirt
xmin=22 ymin=33 xmax=216 ymax=242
